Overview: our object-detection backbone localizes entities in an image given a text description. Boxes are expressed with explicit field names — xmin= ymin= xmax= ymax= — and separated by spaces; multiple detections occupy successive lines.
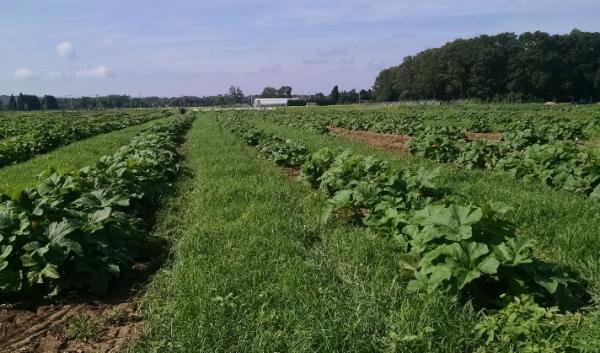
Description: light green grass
xmin=132 ymin=116 xmax=479 ymax=353
xmin=255 ymin=120 xmax=600 ymax=303
xmin=0 ymin=118 xmax=166 ymax=197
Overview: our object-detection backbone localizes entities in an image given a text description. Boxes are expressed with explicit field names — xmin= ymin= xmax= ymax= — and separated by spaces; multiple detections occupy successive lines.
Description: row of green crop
xmin=217 ymin=114 xmax=597 ymax=352
xmin=243 ymin=107 xmax=600 ymax=198
xmin=0 ymin=111 xmax=170 ymax=168
xmin=0 ymin=110 xmax=172 ymax=140
xmin=0 ymin=115 xmax=194 ymax=300
xmin=408 ymin=127 xmax=600 ymax=198
xmin=254 ymin=105 xmax=599 ymax=138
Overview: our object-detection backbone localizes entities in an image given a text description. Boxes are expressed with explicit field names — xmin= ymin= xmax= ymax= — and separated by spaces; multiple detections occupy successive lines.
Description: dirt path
xmin=0 ymin=270 xmax=149 ymax=353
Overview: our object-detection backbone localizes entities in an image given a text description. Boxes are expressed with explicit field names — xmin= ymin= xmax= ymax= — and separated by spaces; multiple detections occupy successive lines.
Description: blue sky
xmin=2 ymin=0 xmax=600 ymax=97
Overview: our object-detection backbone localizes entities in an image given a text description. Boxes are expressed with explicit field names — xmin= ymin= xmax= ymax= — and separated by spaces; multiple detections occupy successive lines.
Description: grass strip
xmin=132 ymin=116 xmax=479 ymax=353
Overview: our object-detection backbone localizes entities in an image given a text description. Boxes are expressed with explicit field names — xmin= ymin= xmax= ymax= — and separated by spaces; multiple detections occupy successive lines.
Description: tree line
xmin=373 ymin=29 xmax=600 ymax=102
xmin=2 ymin=94 xmax=59 ymax=110
xmin=0 ymin=84 xmax=374 ymax=111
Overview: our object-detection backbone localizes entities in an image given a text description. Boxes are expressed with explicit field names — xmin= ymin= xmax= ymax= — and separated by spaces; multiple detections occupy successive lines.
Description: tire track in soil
xmin=0 ymin=271 xmax=147 ymax=353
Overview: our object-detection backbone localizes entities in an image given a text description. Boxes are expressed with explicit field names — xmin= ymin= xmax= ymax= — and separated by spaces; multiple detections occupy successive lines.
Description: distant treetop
xmin=374 ymin=29 xmax=600 ymax=102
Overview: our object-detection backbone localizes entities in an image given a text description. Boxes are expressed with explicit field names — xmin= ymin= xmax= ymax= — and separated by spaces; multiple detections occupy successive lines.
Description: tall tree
xmin=261 ymin=86 xmax=278 ymax=98
xmin=42 ymin=95 xmax=60 ymax=110
xmin=277 ymin=86 xmax=292 ymax=98
xmin=7 ymin=95 xmax=17 ymax=110
xmin=228 ymin=86 xmax=244 ymax=105
xmin=329 ymin=85 xmax=340 ymax=104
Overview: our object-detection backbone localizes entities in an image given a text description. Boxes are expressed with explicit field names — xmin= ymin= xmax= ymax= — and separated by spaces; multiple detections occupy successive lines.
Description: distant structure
xmin=253 ymin=98 xmax=290 ymax=107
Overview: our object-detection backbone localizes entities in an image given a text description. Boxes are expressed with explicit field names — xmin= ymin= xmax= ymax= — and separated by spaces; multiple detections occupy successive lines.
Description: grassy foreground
xmin=0 ymin=118 xmax=167 ymax=196
xmin=131 ymin=116 xmax=479 ymax=352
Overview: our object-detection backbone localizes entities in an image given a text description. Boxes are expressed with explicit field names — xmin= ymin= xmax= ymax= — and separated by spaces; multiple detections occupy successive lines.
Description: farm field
xmin=0 ymin=117 xmax=168 ymax=197
xmin=1 ymin=104 xmax=600 ymax=352
xmin=0 ymin=110 xmax=166 ymax=168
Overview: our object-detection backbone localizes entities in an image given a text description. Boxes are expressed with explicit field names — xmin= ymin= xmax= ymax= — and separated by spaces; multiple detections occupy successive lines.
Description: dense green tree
xmin=374 ymin=29 xmax=600 ymax=102
xmin=41 ymin=95 xmax=60 ymax=110
xmin=228 ymin=86 xmax=244 ymax=105
xmin=277 ymin=86 xmax=292 ymax=98
xmin=7 ymin=95 xmax=17 ymax=110
xmin=260 ymin=87 xmax=278 ymax=98
xmin=15 ymin=93 xmax=42 ymax=110
xmin=329 ymin=85 xmax=340 ymax=104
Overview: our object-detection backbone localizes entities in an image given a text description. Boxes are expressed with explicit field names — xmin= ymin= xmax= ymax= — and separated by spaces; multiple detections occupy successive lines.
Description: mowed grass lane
xmin=256 ymin=120 xmax=600 ymax=303
xmin=132 ymin=116 xmax=478 ymax=353
xmin=0 ymin=118 xmax=168 ymax=197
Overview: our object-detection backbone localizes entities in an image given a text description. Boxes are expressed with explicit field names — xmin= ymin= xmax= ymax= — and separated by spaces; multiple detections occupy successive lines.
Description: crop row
xmin=0 ymin=115 xmax=194 ymax=300
xmin=408 ymin=127 xmax=600 ymax=198
xmin=254 ymin=105 xmax=598 ymax=138
xmin=0 ymin=111 xmax=170 ymax=168
xmin=217 ymin=114 xmax=593 ymax=351
xmin=238 ymin=108 xmax=600 ymax=198
xmin=0 ymin=110 xmax=170 ymax=140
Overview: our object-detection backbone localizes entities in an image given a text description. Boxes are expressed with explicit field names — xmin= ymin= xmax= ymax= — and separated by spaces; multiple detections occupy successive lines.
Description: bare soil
xmin=281 ymin=166 xmax=301 ymax=179
xmin=465 ymin=132 xmax=501 ymax=141
xmin=329 ymin=127 xmax=502 ymax=153
xmin=0 ymin=266 xmax=150 ymax=353
xmin=329 ymin=127 xmax=412 ymax=153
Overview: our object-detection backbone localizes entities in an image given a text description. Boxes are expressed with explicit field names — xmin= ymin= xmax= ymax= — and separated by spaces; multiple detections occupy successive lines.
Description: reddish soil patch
xmin=0 ymin=267 xmax=150 ymax=353
xmin=329 ymin=127 xmax=412 ymax=153
xmin=329 ymin=127 xmax=502 ymax=153
xmin=281 ymin=166 xmax=301 ymax=179
xmin=466 ymin=132 xmax=501 ymax=142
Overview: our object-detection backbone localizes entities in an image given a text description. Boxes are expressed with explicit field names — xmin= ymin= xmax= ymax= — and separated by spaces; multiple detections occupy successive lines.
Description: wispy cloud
xmin=75 ymin=66 xmax=113 ymax=78
xmin=56 ymin=41 xmax=76 ymax=58
xmin=14 ymin=68 xmax=36 ymax=79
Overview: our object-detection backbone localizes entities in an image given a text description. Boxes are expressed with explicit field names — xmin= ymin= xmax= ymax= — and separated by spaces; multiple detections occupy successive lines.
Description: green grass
xmin=132 ymin=116 xmax=480 ymax=352
xmin=255 ymin=120 xmax=600 ymax=303
xmin=0 ymin=118 xmax=166 ymax=197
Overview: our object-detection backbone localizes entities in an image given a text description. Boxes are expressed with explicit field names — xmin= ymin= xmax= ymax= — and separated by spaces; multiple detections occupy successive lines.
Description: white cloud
xmin=13 ymin=68 xmax=35 ymax=79
xmin=75 ymin=65 xmax=113 ymax=78
xmin=57 ymin=41 xmax=76 ymax=58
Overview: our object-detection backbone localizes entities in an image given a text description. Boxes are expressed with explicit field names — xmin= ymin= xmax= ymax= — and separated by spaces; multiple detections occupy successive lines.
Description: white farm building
xmin=253 ymin=98 xmax=290 ymax=107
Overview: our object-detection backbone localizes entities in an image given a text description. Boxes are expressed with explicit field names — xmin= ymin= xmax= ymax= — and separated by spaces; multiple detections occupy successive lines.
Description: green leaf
xmin=40 ymin=263 xmax=60 ymax=279
xmin=0 ymin=245 xmax=12 ymax=261
xmin=89 ymin=207 xmax=112 ymax=224
xmin=47 ymin=220 xmax=76 ymax=241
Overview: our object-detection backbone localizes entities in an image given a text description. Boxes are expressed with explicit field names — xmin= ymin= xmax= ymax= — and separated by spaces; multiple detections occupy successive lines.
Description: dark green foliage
xmin=300 ymin=148 xmax=336 ymax=188
xmin=259 ymin=136 xmax=309 ymax=167
xmin=474 ymin=295 xmax=594 ymax=352
xmin=0 ymin=111 xmax=162 ymax=167
xmin=286 ymin=99 xmax=307 ymax=106
xmin=41 ymin=95 xmax=60 ymax=110
xmin=469 ymin=117 xmax=493 ymax=133
xmin=497 ymin=142 xmax=600 ymax=197
xmin=409 ymin=127 xmax=466 ymax=163
xmin=374 ymin=30 xmax=600 ymax=102
xmin=0 ymin=116 xmax=193 ymax=299
xmin=457 ymin=140 xmax=504 ymax=170
xmin=400 ymin=203 xmax=576 ymax=308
